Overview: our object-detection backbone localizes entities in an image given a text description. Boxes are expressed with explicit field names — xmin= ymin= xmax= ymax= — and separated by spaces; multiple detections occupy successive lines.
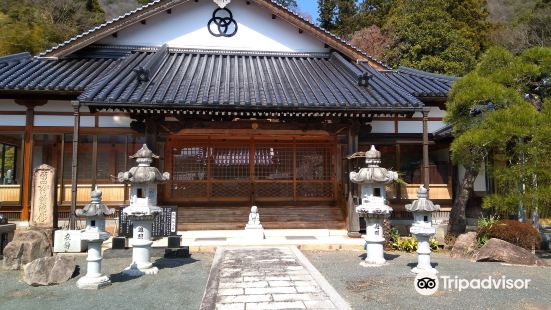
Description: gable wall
xmin=99 ymin=0 xmax=329 ymax=53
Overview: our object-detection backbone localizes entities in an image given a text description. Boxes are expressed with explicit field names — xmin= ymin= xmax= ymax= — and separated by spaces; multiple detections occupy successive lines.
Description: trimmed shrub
xmin=477 ymin=220 xmax=541 ymax=250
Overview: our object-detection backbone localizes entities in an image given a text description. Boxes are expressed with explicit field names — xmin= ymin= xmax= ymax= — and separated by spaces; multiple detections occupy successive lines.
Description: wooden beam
xmin=422 ymin=107 xmax=430 ymax=195
xmin=14 ymin=99 xmax=47 ymax=222
xmin=69 ymin=101 xmax=80 ymax=230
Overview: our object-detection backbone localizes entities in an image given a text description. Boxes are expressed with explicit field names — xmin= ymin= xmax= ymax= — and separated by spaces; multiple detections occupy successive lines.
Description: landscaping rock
xmin=450 ymin=232 xmax=478 ymax=259
xmin=2 ymin=230 xmax=52 ymax=270
xmin=22 ymin=255 xmax=76 ymax=286
xmin=475 ymin=238 xmax=549 ymax=266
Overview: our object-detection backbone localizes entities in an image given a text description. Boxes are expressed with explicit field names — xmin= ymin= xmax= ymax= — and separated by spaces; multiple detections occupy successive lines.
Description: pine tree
xmin=273 ymin=0 xmax=298 ymax=11
xmin=333 ymin=0 xmax=358 ymax=37
xmin=318 ymin=0 xmax=337 ymax=30
xmin=445 ymin=47 xmax=551 ymax=234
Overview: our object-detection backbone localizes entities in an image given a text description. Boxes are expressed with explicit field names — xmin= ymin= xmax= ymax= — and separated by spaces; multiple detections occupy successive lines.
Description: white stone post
xmin=124 ymin=217 xmax=158 ymax=275
xmin=76 ymin=187 xmax=115 ymax=289
xmin=349 ymin=146 xmax=398 ymax=267
xmin=406 ymin=186 xmax=439 ymax=274
xmin=117 ymin=144 xmax=169 ymax=277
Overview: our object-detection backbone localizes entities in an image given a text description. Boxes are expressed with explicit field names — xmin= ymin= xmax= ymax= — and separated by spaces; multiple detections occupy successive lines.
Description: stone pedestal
xmin=410 ymin=226 xmax=437 ymax=274
xmin=244 ymin=224 xmax=265 ymax=240
xmin=361 ymin=216 xmax=387 ymax=266
xmin=123 ymin=215 xmax=159 ymax=276
xmin=77 ymin=238 xmax=111 ymax=289
xmin=406 ymin=186 xmax=439 ymax=274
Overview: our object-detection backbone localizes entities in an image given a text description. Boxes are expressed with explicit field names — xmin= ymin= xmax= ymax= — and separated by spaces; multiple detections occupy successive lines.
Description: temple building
xmin=0 ymin=0 xmax=486 ymax=233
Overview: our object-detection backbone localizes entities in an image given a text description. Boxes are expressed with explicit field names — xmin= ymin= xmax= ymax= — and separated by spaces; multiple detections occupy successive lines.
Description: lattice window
xmin=254 ymin=146 xmax=293 ymax=180
xmin=212 ymin=147 xmax=250 ymax=180
xmin=172 ymin=147 xmax=208 ymax=181
xmin=296 ymin=146 xmax=332 ymax=180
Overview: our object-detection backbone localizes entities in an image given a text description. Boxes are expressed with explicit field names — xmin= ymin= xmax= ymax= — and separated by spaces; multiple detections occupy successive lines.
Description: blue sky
xmin=297 ymin=0 xmax=319 ymax=23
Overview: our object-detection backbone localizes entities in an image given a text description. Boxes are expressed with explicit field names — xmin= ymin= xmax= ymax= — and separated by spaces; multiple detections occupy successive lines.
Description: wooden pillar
xmin=347 ymin=122 xmax=361 ymax=237
xmin=70 ymin=101 xmax=80 ymax=230
xmin=145 ymin=117 xmax=159 ymax=154
xmin=15 ymin=100 xmax=46 ymax=222
xmin=422 ymin=107 xmax=430 ymax=194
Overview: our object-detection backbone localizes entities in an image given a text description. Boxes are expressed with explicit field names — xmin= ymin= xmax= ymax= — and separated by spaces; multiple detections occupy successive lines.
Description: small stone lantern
xmin=405 ymin=185 xmax=440 ymax=274
xmin=117 ymin=144 xmax=170 ymax=276
xmin=350 ymin=145 xmax=398 ymax=266
xmin=76 ymin=186 xmax=115 ymax=289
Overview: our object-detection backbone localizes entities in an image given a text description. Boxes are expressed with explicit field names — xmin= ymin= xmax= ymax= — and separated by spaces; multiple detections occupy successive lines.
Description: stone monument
xmin=117 ymin=144 xmax=169 ymax=276
xmin=405 ymin=185 xmax=440 ymax=274
xmin=76 ymin=187 xmax=115 ymax=289
xmin=30 ymin=164 xmax=56 ymax=229
xmin=244 ymin=206 xmax=264 ymax=240
xmin=350 ymin=145 xmax=398 ymax=267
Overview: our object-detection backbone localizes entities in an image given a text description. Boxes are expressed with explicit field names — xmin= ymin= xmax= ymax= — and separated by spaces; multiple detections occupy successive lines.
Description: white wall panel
xmin=34 ymin=115 xmax=95 ymax=127
xmin=0 ymin=99 xmax=26 ymax=111
xmin=98 ymin=116 xmax=132 ymax=128
xmin=398 ymin=121 xmax=423 ymax=133
xmin=0 ymin=115 xmax=26 ymax=126
xmin=370 ymin=121 xmax=395 ymax=133
xmin=99 ymin=0 xmax=328 ymax=53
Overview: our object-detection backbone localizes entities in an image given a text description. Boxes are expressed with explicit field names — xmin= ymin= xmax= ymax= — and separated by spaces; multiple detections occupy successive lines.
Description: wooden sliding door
xmin=165 ymin=136 xmax=336 ymax=204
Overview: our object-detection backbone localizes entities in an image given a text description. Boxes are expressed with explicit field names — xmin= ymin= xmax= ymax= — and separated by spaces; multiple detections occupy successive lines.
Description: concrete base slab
xmin=122 ymin=265 xmax=158 ymax=276
xmin=411 ymin=267 xmax=438 ymax=274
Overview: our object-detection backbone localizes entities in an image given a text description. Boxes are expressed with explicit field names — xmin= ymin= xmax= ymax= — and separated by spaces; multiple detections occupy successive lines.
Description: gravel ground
xmin=0 ymin=252 xmax=213 ymax=310
xmin=303 ymin=250 xmax=551 ymax=310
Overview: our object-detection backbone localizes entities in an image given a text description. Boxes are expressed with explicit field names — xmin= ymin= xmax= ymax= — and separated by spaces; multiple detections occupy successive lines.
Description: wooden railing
xmin=0 ymin=185 xmax=21 ymax=202
xmin=60 ymin=184 xmax=126 ymax=204
xmin=387 ymin=183 xmax=452 ymax=200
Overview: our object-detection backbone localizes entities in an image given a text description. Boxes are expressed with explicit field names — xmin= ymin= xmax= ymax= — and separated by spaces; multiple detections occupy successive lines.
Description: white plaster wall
xmin=34 ymin=115 xmax=95 ymax=127
xmin=458 ymin=164 xmax=487 ymax=193
xmin=428 ymin=121 xmax=447 ymax=133
xmin=99 ymin=0 xmax=328 ymax=53
xmin=0 ymin=115 xmax=26 ymax=126
xmin=34 ymin=101 xmax=74 ymax=113
xmin=428 ymin=106 xmax=446 ymax=118
xmin=98 ymin=115 xmax=132 ymax=128
xmin=370 ymin=120 xmax=394 ymax=133
xmin=398 ymin=121 xmax=422 ymax=133
xmin=0 ymin=99 xmax=25 ymax=111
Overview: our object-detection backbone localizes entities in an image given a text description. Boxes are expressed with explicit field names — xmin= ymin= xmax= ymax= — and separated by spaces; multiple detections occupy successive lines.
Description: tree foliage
xmin=0 ymin=0 xmax=105 ymax=55
xmin=273 ymin=0 xmax=299 ymax=11
xmin=446 ymin=47 xmax=551 ymax=233
xmin=383 ymin=0 xmax=489 ymax=75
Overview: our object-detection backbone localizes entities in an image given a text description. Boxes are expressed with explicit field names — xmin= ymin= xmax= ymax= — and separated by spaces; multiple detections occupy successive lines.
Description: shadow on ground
xmin=358 ymin=252 xmax=401 ymax=261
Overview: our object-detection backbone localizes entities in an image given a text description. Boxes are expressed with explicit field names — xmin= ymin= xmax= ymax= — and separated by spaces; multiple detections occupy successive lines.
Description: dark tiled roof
xmin=382 ymin=66 xmax=458 ymax=98
xmin=0 ymin=55 xmax=119 ymax=92
xmin=77 ymin=48 xmax=420 ymax=110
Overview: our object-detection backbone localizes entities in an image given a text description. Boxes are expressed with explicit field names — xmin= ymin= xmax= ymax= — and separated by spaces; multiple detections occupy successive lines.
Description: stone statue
xmin=245 ymin=205 xmax=264 ymax=240
xmin=248 ymin=206 xmax=260 ymax=226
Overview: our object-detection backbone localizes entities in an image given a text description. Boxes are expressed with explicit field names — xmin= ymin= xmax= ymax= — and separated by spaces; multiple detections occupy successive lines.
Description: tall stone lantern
xmin=350 ymin=145 xmax=398 ymax=266
xmin=406 ymin=185 xmax=440 ymax=274
xmin=117 ymin=144 xmax=170 ymax=276
xmin=76 ymin=186 xmax=115 ymax=289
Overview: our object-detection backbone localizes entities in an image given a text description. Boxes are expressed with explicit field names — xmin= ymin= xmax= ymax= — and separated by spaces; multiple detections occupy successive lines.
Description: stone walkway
xmin=200 ymin=246 xmax=351 ymax=310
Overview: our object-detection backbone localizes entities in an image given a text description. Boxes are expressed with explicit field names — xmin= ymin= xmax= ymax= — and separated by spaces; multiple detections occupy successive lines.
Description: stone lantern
xmin=350 ymin=145 xmax=398 ymax=266
xmin=405 ymin=185 xmax=440 ymax=274
xmin=117 ymin=144 xmax=170 ymax=276
xmin=76 ymin=186 xmax=115 ymax=289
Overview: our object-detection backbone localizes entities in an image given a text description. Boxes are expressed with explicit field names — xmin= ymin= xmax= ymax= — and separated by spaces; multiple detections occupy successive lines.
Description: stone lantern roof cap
xmin=76 ymin=186 xmax=116 ymax=217
xmin=405 ymin=185 xmax=440 ymax=212
xmin=349 ymin=145 xmax=398 ymax=184
xmin=117 ymin=144 xmax=170 ymax=184
xmin=365 ymin=145 xmax=381 ymax=160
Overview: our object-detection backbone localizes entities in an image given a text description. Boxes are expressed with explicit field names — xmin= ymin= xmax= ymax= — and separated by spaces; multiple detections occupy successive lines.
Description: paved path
xmin=200 ymin=246 xmax=351 ymax=310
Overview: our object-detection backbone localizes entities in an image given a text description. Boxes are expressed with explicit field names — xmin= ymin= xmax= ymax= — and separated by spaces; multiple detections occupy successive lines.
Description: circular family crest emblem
xmin=414 ymin=273 xmax=439 ymax=296
xmin=208 ymin=8 xmax=238 ymax=37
